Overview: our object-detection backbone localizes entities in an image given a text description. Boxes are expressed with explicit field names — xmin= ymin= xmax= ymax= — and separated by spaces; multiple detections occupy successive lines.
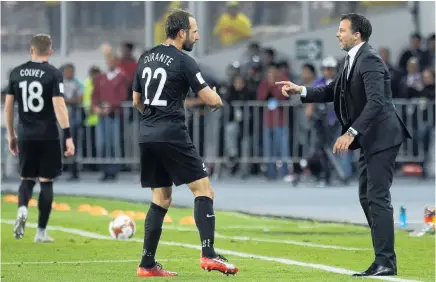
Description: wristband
xmin=63 ymin=127 xmax=72 ymax=139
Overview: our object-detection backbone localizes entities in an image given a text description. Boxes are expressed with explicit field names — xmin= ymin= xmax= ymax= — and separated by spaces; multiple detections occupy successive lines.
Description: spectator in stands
xmin=398 ymin=33 xmax=424 ymax=74
xmin=262 ymin=48 xmax=276 ymax=66
xmin=379 ymin=47 xmax=401 ymax=98
xmin=62 ymin=63 xmax=83 ymax=181
xmin=245 ymin=64 xmax=263 ymax=96
xmin=277 ymin=60 xmax=297 ymax=83
xmin=422 ymin=68 xmax=435 ymax=100
xmin=213 ymin=1 xmax=252 ymax=47
xmin=399 ymin=57 xmax=424 ymax=98
xmin=92 ymin=55 xmax=129 ymax=181
xmin=154 ymin=1 xmax=182 ymax=45
xmin=224 ymin=75 xmax=256 ymax=177
xmin=421 ymin=68 xmax=435 ymax=178
xmin=82 ymin=66 xmax=101 ymax=172
xmin=421 ymin=33 xmax=435 ymax=70
xmin=257 ymin=63 xmax=290 ymax=180
xmin=118 ymin=42 xmax=137 ymax=98
xmin=305 ymin=57 xmax=349 ymax=187
xmin=290 ymin=63 xmax=316 ymax=184
xmin=241 ymin=42 xmax=261 ymax=75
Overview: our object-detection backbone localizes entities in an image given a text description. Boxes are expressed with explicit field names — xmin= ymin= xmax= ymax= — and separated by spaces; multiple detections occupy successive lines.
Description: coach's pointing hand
xmin=275 ymin=81 xmax=304 ymax=97
xmin=64 ymin=138 xmax=75 ymax=157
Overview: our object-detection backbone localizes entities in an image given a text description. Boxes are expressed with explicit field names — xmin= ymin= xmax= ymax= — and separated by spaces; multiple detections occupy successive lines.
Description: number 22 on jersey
xmin=19 ymin=80 xmax=44 ymax=113
xmin=142 ymin=67 xmax=167 ymax=106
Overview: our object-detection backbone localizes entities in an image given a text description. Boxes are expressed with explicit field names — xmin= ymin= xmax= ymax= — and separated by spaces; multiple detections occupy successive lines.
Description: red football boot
xmin=136 ymin=263 xmax=178 ymax=277
xmin=200 ymin=253 xmax=238 ymax=275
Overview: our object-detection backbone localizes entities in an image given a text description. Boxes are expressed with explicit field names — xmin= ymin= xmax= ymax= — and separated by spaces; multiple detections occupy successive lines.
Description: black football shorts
xmin=139 ymin=141 xmax=208 ymax=188
xmin=18 ymin=140 xmax=63 ymax=179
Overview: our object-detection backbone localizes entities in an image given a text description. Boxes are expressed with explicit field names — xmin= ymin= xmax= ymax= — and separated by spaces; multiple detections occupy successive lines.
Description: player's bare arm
xmin=52 ymin=96 xmax=75 ymax=157
xmin=185 ymin=97 xmax=206 ymax=107
xmin=4 ymin=94 xmax=18 ymax=155
xmin=133 ymin=91 xmax=145 ymax=113
xmin=197 ymin=86 xmax=223 ymax=109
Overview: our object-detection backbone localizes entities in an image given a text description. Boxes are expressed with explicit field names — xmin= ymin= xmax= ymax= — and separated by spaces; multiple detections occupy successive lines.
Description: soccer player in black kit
xmin=4 ymin=34 xmax=75 ymax=242
xmin=132 ymin=9 xmax=238 ymax=277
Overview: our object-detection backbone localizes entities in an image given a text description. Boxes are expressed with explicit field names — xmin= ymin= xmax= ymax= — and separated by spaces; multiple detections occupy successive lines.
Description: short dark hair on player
xmin=165 ymin=8 xmax=194 ymax=40
xmin=30 ymin=34 xmax=52 ymax=56
xmin=340 ymin=13 xmax=372 ymax=42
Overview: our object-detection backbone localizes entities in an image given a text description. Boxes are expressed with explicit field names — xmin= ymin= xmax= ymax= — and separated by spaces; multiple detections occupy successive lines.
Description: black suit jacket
xmin=302 ymin=43 xmax=411 ymax=156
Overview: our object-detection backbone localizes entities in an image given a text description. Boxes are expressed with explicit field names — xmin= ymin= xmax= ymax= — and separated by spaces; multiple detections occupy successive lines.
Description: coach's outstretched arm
xmin=275 ymin=79 xmax=336 ymax=103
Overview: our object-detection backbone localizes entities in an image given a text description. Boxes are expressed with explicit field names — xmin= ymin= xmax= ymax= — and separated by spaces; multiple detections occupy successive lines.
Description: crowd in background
xmin=1 ymin=2 xmax=435 ymax=184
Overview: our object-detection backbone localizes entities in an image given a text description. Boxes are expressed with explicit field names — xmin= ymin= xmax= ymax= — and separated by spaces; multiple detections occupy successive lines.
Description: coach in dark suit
xmin=277 ymin=13 xmax=411 ymax=277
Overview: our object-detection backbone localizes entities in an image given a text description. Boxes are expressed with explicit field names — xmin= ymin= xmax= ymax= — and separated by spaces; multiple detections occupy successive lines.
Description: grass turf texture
xmin=1 ymin=195 xmax=434 ymax=281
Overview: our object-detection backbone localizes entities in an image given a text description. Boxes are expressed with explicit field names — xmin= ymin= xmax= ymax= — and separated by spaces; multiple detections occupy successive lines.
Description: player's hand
xmin=8 ymin=136 xmax=18 ymax=156
xmin=64 ymin=138 xmax=75 ymax=157
xmin=333 ymin=134 xmax=354 ymax=154
xmin=210 ymin=86 xmax=223 ymax=112
xmin=275 ymin=81 xmax=303 ymax=97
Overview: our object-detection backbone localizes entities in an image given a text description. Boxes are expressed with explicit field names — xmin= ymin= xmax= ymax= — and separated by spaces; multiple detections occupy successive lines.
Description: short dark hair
xmin=63 ymin=63 xmax=75 ymax=71
xmin=340 ymin=13 xmax=372 ymax=42
xmin=411 ymin=33 xmax=422 ymax=40
xmin=122 ymin=42 xmax=134 ymax=51
xmin=165 ymin=8 xmax=194 ymax=40
xmin=264 ymin=48 xmax=275 ymax=58
xmin=302 ymin=63 xmax=316 ymax=76
xmin=30 ymin=34 xmax=52 ymax=55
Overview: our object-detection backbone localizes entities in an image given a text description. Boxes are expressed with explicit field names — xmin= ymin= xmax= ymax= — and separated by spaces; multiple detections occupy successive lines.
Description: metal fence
xmin=1 ymin=1 xmax=408 ymax=56
xmin=1 ymin=99 xmax=434 ymax=177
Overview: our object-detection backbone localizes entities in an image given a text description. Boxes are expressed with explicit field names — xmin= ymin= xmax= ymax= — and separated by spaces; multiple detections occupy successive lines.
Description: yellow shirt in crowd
xmin=213 ymin=12 xmax=252 ymax=47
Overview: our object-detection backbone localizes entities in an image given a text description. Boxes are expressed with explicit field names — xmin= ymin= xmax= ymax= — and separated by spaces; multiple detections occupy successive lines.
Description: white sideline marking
xmin=214 ymin=232 xmax=371 ymax=251
xmin=0 ymin=220 xmax=421 ymax=282
xmin=163 ymin=226 xmax=370 ymax=251
xmin=2 ymin=259 xmax=141 ymax=265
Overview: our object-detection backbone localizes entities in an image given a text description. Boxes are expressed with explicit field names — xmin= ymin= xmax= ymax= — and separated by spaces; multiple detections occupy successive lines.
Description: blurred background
xmin=0 ymin=1 xmax=435 ymax=189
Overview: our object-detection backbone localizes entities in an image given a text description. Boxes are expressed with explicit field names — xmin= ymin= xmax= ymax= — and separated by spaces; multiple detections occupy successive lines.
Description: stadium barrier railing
xmin=1 ymin=99 xmax=434 ymax=174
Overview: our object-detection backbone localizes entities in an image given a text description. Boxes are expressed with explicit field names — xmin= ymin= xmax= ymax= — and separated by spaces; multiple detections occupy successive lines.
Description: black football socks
xmin=140 ymin=202 xmax=167 ymax=268
xmin=194 ymin=196 xmax=217 ymax=258
xmin=18 ymin=179 xmax=36 ymax=207
xmin=38 ymin=182 xmax=53 ymax=229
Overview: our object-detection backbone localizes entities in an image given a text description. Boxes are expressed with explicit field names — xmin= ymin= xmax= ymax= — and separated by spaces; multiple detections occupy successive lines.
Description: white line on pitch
xmin=0 ymin=219 xmax=421 ymax=282
xmin=1 ymin=259 xmax=141 ymax=265
xmin=163 ymin=226 xmax=370 ymax=251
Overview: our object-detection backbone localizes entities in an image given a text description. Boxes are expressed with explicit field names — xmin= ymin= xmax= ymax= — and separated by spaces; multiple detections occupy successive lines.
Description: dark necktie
xmin=340 ymin=55 xmax=350 ymax=125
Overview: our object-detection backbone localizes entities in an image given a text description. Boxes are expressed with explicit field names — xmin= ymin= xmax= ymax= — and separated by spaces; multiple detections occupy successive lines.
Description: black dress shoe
xmin=353 ymin=264 xmax=396 ymax=276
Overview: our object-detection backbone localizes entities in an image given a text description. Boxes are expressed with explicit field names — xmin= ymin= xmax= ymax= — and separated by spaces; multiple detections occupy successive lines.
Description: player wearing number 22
xmin=4 ymin=34 xmax=75 ymax=243
xmin=132 ymin=8 xmax=238 ymax=277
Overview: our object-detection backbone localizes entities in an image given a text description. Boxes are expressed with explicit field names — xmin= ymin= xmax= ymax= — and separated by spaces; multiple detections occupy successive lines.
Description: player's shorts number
xmin=142 ymin=67 xmax=167 ymax=106
xmin=19 ymin=80 xmax=44 ymax=113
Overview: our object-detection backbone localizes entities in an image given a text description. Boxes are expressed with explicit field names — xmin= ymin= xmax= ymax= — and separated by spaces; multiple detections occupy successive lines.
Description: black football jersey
xmin=133 ymin=44 xmax=208 ymax=143
xmin=7 ymin=61 xmax=64 ymax=140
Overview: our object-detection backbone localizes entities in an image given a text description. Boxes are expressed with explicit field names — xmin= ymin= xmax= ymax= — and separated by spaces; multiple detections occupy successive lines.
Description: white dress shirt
xmin=300 ymin=42 xmax=366 ymax=135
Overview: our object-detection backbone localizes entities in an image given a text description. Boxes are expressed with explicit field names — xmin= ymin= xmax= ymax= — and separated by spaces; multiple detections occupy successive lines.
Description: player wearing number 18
xmin=132 ymin=8 xmax=238 ymax=277
xmin=4 ymin=34 xmax=75 ymax=243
